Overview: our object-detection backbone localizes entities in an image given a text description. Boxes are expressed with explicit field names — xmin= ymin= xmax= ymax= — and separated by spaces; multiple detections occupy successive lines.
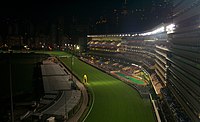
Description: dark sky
xmin=0 ymin=0 xmax=158 ymax=34
xmin=0 ymin=0 xmax=153 ymax=20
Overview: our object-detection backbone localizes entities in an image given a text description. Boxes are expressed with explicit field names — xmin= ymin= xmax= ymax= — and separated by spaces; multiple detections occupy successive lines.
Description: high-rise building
xmin=166 ymin=0 xmax=200 ymax=121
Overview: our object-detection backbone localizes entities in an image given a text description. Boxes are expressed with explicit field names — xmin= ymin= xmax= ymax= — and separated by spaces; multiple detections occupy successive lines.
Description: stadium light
xmin=166 ymin=23 xmax=176 ymax=34
xmin=139 ymin=26 xmax=165 ymax=36
xmin=76 ymin=45 xmax=80 ymax=50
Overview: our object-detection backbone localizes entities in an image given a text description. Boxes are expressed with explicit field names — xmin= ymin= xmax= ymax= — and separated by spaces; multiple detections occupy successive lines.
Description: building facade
xmin=166 ymin=0 xmax=200 ymax=121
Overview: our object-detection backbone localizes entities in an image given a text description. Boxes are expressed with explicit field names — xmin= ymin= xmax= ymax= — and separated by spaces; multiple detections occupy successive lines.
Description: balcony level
xmin=168 ymin=81 xmax=200 ymax=122
xmin=168 ymin=65 xmax=200 ymax=96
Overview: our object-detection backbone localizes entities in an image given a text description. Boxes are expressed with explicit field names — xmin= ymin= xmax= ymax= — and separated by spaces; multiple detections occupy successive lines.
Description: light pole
xmin=64 ymin=91 xmax=68 ymax=120
xmin=71 ymin=53 xmax=74 ymax=81
xmin=70 ymin=45 xmax=80 ymax=79
xmin=70 ymin=45 xmax=80 ymax=88
xmin=9 ymin=51 xmax=14 ymax=122
xmin=76 ymin=45 xmax=80 ymax=57
xmin=70 ymin=44 xmax=75 ymax=81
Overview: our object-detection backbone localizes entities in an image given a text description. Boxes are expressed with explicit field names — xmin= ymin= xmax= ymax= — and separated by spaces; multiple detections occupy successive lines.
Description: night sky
xmin=0 ymin=0 xmax=153 ymax=21
xmin=0 ymin=0 xmax=164 ymax=35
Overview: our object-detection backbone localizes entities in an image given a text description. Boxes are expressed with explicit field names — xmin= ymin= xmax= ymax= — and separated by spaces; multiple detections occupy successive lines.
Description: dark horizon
xmin=0 ymin=0 xmax=173 ymax=48
xmin=0 ymin=0 xmax=170 ymax=33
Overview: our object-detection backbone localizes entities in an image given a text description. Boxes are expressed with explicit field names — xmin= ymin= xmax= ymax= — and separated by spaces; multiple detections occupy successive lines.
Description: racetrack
xmin=46 ymin=51 xmax=155 ymax=122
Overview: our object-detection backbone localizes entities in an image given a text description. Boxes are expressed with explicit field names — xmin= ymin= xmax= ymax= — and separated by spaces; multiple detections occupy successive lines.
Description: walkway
xmin=35 ymin=57 xmax=86 ymax=121
xmin=67 ymin=75 xmax=88 ymax=122
xmin=58 ymin=57 xmax=88 ymax=122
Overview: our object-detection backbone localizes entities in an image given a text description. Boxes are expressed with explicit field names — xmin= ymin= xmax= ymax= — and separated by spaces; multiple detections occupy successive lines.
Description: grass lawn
xmin=36 ymin=50 xmax=68 ymax=56
xmin=115 ymin=72 xmax=145 ymax=85
xmin=45 ymin=51 xmax=155 ymax=122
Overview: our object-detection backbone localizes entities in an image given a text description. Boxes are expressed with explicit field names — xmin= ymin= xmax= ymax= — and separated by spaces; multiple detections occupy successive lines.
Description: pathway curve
xmin=59 ymin=58 xmax=88 ymax=122
xmin=67 ymin=75 xmax=88 ymax=122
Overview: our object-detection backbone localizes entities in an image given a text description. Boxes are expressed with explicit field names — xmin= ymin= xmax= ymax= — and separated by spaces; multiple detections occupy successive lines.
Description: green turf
xmin=44 ymin=51 xmax=155 ymax=122
xmin=36 ymin=51 xmax=68 ymax=56
xmin=115 ymin=72 xmax=145 ymax=85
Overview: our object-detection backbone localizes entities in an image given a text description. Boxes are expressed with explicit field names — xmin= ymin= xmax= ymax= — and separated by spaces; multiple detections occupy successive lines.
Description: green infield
xmin=44 ymin=51 xmax=155 ymax=122
xmin=115 ymin=72 xmax=145 ymax=85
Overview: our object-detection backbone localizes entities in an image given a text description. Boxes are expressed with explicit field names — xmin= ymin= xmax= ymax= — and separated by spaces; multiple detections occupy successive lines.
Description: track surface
xmin=60 ymin=55 xmax=155 ymax=122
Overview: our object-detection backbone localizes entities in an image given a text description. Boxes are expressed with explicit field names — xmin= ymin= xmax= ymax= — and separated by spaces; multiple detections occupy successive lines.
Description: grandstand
xmin=80 ymin=56 xmax=150 ymax=98
xmin=87 ymin=36 xmax=122 ymax=53
xmin=86 ymin=1 xmax=200 ymax=120
xmin=86 ymin=24 xmax=171 ymax=98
